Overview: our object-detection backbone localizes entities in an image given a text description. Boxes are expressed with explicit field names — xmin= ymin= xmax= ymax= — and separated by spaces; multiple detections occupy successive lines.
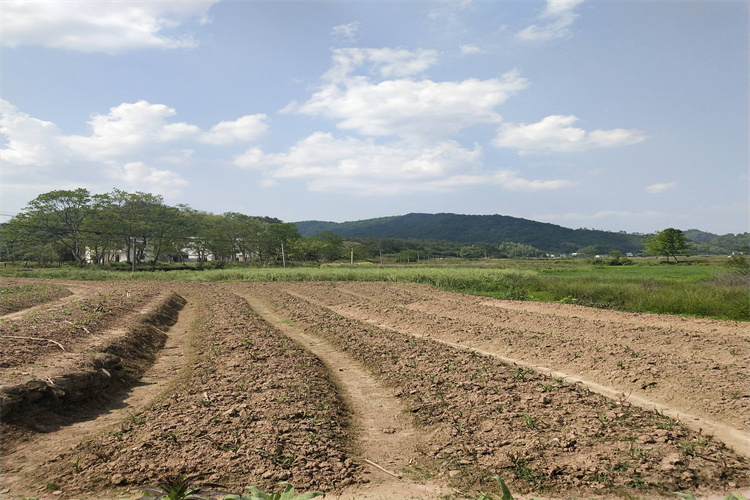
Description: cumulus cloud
xmin=0 ymin=99 xmax=62 ymax=166
xmin=2 ymin=0 xmax=218 ymax=53
xmin=645 ymin=182 xmax=678 ymax=194
xmin=516 ymin=0 xmax=584 ymax=42
xmin=233 ymin=132 xmax=572 ymax=195
xmin=116 ymin=161 xmax=189 ymax=196
xmin=293 ymin=48 xmax=528 ymax=141
xmin=2 ymin=99 xmax=267 ymax=196
xmin=62 ymin=101 xmax=201 ymax=160
xmin=200 ymin=114 xmax=268 ymax=145
xmin=494 ymin=115 xmax=646 ymax=154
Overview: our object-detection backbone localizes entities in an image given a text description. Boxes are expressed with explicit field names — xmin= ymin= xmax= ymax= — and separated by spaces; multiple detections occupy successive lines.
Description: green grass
xmin=2 ymin=258 xmax=747 ymax=321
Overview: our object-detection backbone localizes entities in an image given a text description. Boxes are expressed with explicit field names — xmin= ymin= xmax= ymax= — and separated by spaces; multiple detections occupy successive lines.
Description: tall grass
xmin=2 ymin=260 xmax=747 ymax=321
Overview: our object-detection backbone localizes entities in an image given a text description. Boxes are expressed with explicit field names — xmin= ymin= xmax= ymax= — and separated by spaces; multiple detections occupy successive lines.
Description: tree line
xmin=0 ymin=189 xmax=342 ymax=266
xmin=2 ymin=189 xmax=744 ymax=267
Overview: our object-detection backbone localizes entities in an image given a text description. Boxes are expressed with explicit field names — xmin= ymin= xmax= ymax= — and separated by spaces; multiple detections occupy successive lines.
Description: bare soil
xmin=1 ymin=280 xmax=748 ymax=500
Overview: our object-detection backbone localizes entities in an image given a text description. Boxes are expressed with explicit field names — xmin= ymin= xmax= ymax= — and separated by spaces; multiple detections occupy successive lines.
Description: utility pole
xmin=281 ymin=240 xmax=286 ymax=268
xmin=350 ymin=248 xmax=354 ymax=264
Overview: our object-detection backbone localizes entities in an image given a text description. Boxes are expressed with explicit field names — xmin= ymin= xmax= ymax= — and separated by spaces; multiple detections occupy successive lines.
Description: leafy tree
xmin=645 ymin=228 xmax=690 ymax=262
xmin=11 ymin=189 xmax=92 ymax=263
xmin=309 ymin=231 xmax=344 ymax=262
xmin=459 ymin=245 xmax=484 ymax=259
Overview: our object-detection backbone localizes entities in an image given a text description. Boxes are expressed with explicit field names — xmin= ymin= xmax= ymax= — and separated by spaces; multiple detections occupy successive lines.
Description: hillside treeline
xmin=2 ymin=189 xmax=746 ymax=266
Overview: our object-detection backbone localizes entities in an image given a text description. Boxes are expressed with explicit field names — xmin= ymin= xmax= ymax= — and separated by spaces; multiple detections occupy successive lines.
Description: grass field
xmin=2 ymin=257 xmax=747 ymax=321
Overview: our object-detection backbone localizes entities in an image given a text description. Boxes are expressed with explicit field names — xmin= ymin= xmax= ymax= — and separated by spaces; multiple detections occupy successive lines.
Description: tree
xmin=12 ymin=189 xmax=92 ymax=263
xmin=645 ymin=228 xmax=690 ymax=262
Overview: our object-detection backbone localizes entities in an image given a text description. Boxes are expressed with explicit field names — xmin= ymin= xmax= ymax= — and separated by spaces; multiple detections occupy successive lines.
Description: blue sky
xmin=2 ymin=0 xmax=747 ymax=234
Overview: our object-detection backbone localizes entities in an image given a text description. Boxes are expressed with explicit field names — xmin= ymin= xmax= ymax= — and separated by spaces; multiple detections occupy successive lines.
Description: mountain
xmin=295 ymin=213 xmax=645 ymax=254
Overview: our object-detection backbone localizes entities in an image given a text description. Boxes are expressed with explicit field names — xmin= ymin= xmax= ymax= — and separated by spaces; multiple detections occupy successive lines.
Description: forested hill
xmin=295 ymin=213 xmax=645 ymax=254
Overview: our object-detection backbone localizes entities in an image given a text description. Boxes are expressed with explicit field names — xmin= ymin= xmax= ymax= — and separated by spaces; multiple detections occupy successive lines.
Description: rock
xmin=110 ymin=473 xmax=126 ymax=485
xmin=448 ymin=470 xmax=461 ymax=477
xmin=93 ymin=352 xmax=122 ymax=368
xmin=659 ymin=453 xmax=683 ymax=471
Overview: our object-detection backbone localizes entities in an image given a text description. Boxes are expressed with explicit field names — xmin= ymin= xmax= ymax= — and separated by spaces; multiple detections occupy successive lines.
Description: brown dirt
xmin=1 ymin=280 xmax=748 ymax=500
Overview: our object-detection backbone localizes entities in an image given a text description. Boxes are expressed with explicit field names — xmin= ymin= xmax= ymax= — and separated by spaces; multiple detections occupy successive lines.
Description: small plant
xmin=678 ymin=438 xmax=707 ymax=457
xmin=69 ymin=456 xmax=82 ymax=473
xmin=46 ymin=481 xmax=60 ymax=491
xmin=512 ymin=369 xmax=535 ymax=381
xmin=522 ymin=412 xmax=541 ymax=429
xmin=137 ymin=474 xmax=228 ymax=500
xmin=475 ymin=475 xmax=514 ymax=500
xmin=129 ymin=412 xmax=146 ymax=425
xmin=224 ymin=481 xmax=325 ymax=500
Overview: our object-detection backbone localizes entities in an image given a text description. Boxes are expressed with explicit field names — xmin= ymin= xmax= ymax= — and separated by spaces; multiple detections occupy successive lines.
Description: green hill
xmin=295 ymin=213 xmax=645 ymax=254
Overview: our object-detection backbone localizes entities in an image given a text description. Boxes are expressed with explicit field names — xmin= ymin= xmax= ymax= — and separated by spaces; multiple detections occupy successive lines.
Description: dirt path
xmin=275 ymin=282 xmax=750 ymax=459
xmin=239 ymin=291 xmax=451 ymax=500
xmin=1 ymin=299 xmax=195 ymax=498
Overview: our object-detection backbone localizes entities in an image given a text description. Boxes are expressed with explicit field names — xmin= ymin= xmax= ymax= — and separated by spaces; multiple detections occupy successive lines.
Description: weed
xmin=512 ymin=369 xmax=535 ymax=381
xmin=522 ymin=412 xmax=541 ymax=429
xmin=129 ymin=412 xmax=146 ymax=425
xmin=69 ymin=456 xmax=82 ymax=473
xmin=225 ymin=482 xmax=324 ymax=500
xmin=678 ymin=438 xmax=707 ymax=457
xmin=613 ymin=460 xmax=631 ymax=471
xmin=137 ymin=474 xmax=228 ymax=500
xmin=46 ymin=481 xmax=60 ymax=491
xmin=475 ymin=475 xmax=515 ymax=500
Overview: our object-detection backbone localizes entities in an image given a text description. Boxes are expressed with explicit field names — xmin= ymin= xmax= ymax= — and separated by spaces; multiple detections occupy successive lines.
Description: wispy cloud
xmin=331 ymin=22 xmax=361 ymax=44
xmin=460 ymin=44 xmax=483 ymax=55
xmin=645 ymin=182 xmax=678 ymax=194
xmin=2 ymin=0 xmax=218 ymax=54
xmin=516 ymin=0 xmax=585 ymax=42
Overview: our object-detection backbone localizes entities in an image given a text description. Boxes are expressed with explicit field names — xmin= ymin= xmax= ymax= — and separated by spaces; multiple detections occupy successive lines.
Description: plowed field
xmin=1 ymin=279 xmax=748 ymax=500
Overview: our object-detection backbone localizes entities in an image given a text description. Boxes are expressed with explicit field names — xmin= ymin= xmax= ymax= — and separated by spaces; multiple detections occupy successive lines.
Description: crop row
xmin=256 ymin=285 xmax=749 ymax=498
xmin=37 ymin=286 xmax=361 ymax=497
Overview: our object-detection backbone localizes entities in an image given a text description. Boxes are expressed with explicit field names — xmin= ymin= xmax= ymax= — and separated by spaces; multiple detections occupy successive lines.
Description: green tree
xmin=645 ymin=228 xmax=690 ymax=262
xmin=11 ymin=189 xmax=92 ymax=263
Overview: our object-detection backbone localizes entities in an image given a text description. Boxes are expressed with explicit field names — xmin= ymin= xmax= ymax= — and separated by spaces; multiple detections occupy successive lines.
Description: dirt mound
xmin=1 ymin=292 xmax=185 ymax=422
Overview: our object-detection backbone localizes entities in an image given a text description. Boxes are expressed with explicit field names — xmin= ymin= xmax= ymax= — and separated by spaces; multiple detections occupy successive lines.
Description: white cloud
xmin=460 ymin=44 xmax=482 ymax=55
xmin=234 ymin=132 xmax=572 ymax=195
xmin=62 ymin=101 xmax=201 ymax=161
xmin=116 ymin=161 xmax=189 ymax=196
xmin=494 ymin=115 xmax=646 ymax=154
xmin=516 ymin=0 xmax=584 ymax=42
xmin=2 ymin=0 xmax=218 ymax=53
xmin=2 ymin=100 xmax=268 ymax=197
xmin=645 ymin=182 xmax=678 ymax=194
xmin=331 ymin=22 xmax=361 ymax=43
xmin=200 ymin=114 xmax=268 ymax=145
xmin=0 ymin=99 xmax=62 ymax=166
xmin=323 ymin=47 xmax=439 ymax=82
xmin=296 ymin=48 xmax=528 ymax=141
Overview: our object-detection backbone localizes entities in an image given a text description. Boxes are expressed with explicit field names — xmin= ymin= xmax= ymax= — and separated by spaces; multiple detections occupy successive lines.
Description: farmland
xmin=0 ymin=274 xmax=748 ymax=500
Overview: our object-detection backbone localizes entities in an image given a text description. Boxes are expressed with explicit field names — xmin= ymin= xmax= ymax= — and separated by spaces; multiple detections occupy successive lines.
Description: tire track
xmin=284 ymin=282 xmax=750 ymax=459
xmin=237 ymin=289 xmax=452 ymax=500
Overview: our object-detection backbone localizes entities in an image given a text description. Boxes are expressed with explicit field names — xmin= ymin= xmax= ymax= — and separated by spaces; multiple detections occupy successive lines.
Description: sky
xmin=1 ymin=0 xmax=748 ymax=235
